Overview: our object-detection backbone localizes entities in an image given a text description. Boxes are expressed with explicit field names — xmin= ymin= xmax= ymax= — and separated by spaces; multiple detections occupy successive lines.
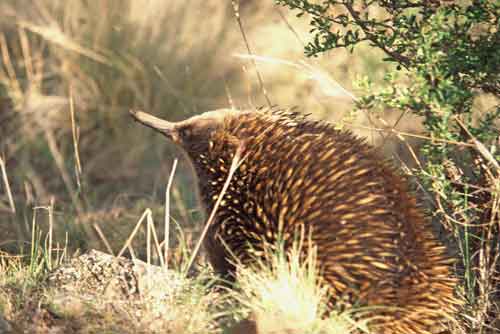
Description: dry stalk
xmin=48 ymin=197 xmax=54 ymax=270
xmin=117 ymin=209 xmax=151 ymax=258
xmin=17 ymin=28 xmax=34 ymax=83
xmin=0 ymin=156 xmax=16 ymax=213
xmin=93 ymin=223 xmax=114 ymax=255
xmin=149 ymin=220 xmax=164 ymax=267
xmin=185 ymin=142 xmax=247 ymax=273
xmin=34 ymin=198 xmax=55 ymax=270
xmin=164 ymin=159 xmax=178 ymax=270
xmin=147 ymin=211 xmax=152 ymax=267
xmin=128 ymin=245 xmax=137 ymax=261
xmin=69 ymin=87 xmax=83 ymax=189
xmin=0 ymin=33 xmax=22 ymax=98
xmin=30 ymin=207 xmax=37 ymax=266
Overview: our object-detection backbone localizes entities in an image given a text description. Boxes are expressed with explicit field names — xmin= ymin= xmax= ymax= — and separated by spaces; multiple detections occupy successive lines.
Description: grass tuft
xmin=233 ymin=241 xmax=371 ymax=334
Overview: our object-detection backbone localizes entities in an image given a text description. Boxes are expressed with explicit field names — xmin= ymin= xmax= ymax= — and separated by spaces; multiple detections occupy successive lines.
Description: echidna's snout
xmin=130 ymin=109 xmax=239 ymax=150
xmin=130 ymin=110 xmax=180 ymax=142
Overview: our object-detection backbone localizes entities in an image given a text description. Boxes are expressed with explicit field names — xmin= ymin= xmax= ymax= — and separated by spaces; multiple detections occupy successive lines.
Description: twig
xmin=274 ymin=6 xmax=305 ymax=47
xmin=234 ymin=54 xmax=357 ymax=102
xmin=455 ymin=117 xmax=500 ymax=172
xmin=185 ymin=142 xmax=247 ymax=273
xmin=343 ymin=3 xmax=410 ymax=67
xmin=231 ymin=0 xmax=272 ymax=107
xmin=343 ymin=122 xmax=476 ymax=148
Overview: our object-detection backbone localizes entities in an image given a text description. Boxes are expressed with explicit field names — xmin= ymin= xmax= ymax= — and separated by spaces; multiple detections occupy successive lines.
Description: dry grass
xmin=232 ymin=242 xmax=371 ymax=334
xmin=0 ymin=0 xmax=498 ymax=333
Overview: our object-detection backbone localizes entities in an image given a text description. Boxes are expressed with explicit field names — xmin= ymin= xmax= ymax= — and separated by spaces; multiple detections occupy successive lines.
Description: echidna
xmin=131 ymin=107 xmax=459 ymax=334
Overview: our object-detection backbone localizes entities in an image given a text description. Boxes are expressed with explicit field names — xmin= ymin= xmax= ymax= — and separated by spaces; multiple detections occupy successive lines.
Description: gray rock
xmin=48 ymin=249 xmax=183 ymax=301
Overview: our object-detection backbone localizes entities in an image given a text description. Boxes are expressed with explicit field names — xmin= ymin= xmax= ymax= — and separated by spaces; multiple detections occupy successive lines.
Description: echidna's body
xmin=131 ymin=107 xmax=458 ymax=334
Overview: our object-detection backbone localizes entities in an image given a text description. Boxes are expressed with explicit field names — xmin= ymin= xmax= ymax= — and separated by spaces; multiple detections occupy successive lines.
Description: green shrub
xmin=276 ymin=0 xmax=499 ymax=332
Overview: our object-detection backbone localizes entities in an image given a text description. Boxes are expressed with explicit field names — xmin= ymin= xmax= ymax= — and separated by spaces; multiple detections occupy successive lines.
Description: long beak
xmin=129 ymin=110 xmax=177 ymax=139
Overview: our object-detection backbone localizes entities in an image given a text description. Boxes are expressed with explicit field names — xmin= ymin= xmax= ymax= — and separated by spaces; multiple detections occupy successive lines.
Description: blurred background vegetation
xmin=0 ymin=0 xmax=396 ymax=255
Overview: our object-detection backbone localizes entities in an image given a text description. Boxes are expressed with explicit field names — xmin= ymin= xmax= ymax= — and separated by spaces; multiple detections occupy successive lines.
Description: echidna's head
xmin=130 ymin=109 xmax=240 ymax=157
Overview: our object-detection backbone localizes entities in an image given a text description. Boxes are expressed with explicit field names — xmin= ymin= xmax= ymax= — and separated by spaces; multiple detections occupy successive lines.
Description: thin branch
xmin=185 ymin=142 xmax=247 ymax=274
xmin=343 ymin=121 xmax=476 ymax=148
xmin=343 ymin=3 xmax=410 ymax=66
xmin=455 ymin=116 xmax=500 ymax=173
xmin=232 ymin=0 xmax=272 ymax=107
xmin=274 ymin=6 xmax=305 ymax=47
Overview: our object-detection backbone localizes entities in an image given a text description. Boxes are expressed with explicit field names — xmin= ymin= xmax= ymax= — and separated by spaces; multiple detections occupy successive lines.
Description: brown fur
xmin=132 ymin=107 xmax=460 ymax=334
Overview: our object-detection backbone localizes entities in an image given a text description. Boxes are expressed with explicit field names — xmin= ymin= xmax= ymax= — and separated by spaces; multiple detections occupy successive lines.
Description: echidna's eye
xmin=178 ymin=126 xmax=193 ymax=139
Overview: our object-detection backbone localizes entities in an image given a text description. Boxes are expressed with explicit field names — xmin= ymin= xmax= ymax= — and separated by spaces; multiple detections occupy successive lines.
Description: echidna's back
xmin=352 ymin=160 xmax=458 ymax=333
xmin=197 ymin=109 xmax=458 ymax=334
